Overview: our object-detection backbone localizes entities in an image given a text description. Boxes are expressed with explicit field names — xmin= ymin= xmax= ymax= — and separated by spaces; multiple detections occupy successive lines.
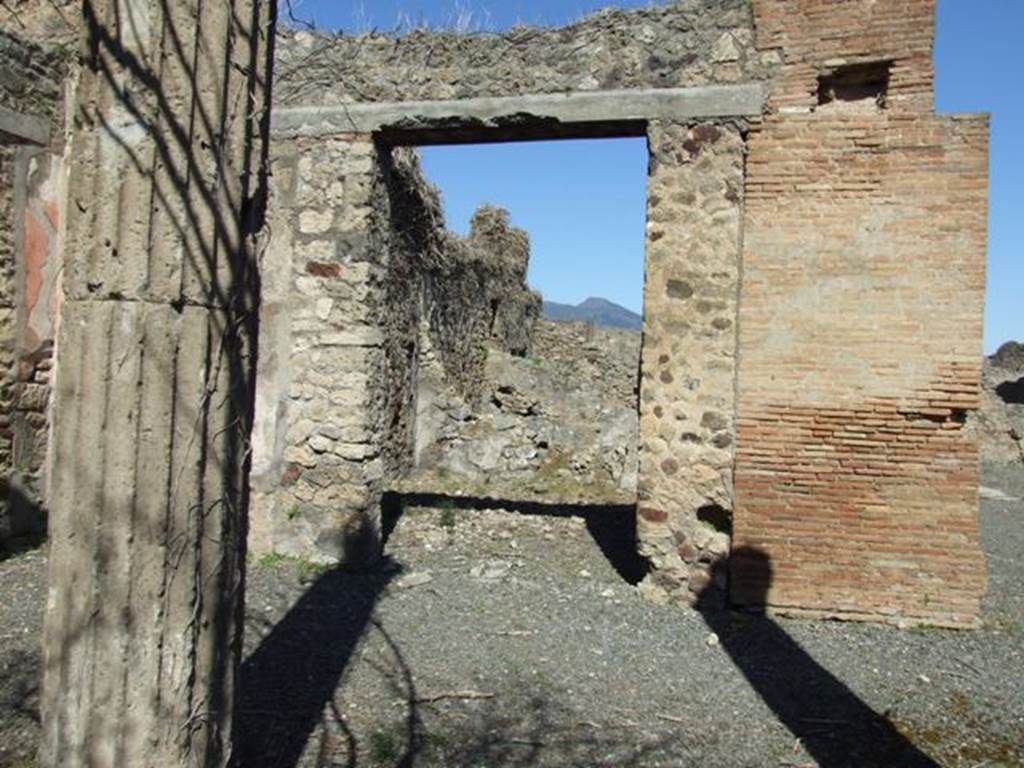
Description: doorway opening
xmin=379 ymin=137 xmax=649 ymax=583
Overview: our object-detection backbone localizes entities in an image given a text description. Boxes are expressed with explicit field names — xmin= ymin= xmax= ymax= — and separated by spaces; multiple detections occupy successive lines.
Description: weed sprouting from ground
xmin=438 ymin=498 xmax=459 ymax=529
xmin=254 ymin=551 xmax=329 ymax=578
xmin=369 ymin=728 xmax=400 ymax=764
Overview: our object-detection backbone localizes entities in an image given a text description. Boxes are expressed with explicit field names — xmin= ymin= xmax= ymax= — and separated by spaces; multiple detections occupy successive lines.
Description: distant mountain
xmin=542 ymin=297 xmax=642 ymax=331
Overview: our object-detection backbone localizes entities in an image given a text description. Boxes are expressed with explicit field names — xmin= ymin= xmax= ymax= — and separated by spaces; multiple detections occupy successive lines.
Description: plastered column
xmin=39 ymin=1 xmax=274 ymax=765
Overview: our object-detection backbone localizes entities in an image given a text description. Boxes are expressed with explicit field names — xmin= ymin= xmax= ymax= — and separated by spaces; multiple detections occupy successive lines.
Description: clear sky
xmin=934 ymin=2 xmax=1022 ymax=352
xmin=290 ymin=0 xmax=1021 ymax=352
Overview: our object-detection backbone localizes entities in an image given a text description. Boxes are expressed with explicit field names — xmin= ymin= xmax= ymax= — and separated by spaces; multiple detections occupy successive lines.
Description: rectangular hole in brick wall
xmin=817 ymin=61 xmax=891 ymax=110
xmin=378 ymin=137 xmax=648 ymax=581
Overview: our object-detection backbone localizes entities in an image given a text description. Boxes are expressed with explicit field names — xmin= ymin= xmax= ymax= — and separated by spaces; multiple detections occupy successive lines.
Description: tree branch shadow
xmin=236 ymin=563 xmax=396 ymax=768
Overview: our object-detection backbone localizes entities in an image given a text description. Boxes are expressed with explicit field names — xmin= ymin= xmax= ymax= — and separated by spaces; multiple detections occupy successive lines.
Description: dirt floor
xmin=2 ymin=465 xmax=1023 ymax=767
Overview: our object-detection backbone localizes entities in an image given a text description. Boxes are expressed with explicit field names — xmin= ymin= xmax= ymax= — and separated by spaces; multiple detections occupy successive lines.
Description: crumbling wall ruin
xmin=385 ymin=151 xmax=540 ymax=402
xmin=249 ymin=140 xmax=539 ymax=562
xmin=531 ymin=320 xmax=640 ymax=411
xmin=401 ymin=318 xmax=641 ymax=505
xmin=968 ymin=342 xmax=1024 ymax=467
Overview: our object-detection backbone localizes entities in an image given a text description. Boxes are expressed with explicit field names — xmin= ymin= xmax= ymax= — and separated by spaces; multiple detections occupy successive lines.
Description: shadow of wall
xmin=698 ymin=546 xmax=939 ymax=768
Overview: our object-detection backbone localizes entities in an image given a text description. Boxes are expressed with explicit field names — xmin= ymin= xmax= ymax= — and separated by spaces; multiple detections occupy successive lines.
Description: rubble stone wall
xmin=249 ymin=141 xmax=539 ymax=562
xmin=249 ymin=135 xmax=390 ymax=564
xmin=274 ymin=1 xmax=775 ymax=107
xmin=531 ymin=320 xmax=640 ymax=411
xmin=403 ymin=319 xmax=641 ymax=505
xmin=636 ymin=120 xmax=744 ymax=606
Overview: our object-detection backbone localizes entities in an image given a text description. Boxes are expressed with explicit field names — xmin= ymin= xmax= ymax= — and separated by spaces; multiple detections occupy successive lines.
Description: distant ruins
xmin=2 ymin=0 xmax=993 ymax=643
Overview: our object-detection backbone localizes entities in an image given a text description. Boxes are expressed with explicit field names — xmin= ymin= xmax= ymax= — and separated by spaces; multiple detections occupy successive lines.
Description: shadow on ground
xmin=404 ymin=682 xmax=673 ymax=767
xmin=697 ymin=547 xmax=939 ymax=768
xmin=235 ymin=560 xmax=671 ymax=768
xmin=0 ymin=649 xmax=40 ymax=768
xmin=236 ymin=512 xmax=945 ymax=766
xmin=237 ymin=563 xmax=395 ymax=767
xmin=382 ymin=492 xmax=649 ymax=584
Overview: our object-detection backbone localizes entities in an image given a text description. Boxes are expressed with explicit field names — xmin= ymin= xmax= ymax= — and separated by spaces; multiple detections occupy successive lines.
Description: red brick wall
xmin=734 ymin=113 xmax=989 ymax=627
xmin=752 ymin=0 xmax=936 ymax=112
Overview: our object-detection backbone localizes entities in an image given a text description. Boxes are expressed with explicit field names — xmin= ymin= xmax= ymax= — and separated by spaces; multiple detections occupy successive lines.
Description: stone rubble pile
xmin=398 ymin=319 xmax=641 ymax=505
xmin=968 ymin=341 xmax=1024 ymax=466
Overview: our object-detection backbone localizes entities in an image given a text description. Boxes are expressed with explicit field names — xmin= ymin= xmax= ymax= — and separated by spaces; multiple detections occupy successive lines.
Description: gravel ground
xmin=2 ymin=465 xmax=1023 ymax=767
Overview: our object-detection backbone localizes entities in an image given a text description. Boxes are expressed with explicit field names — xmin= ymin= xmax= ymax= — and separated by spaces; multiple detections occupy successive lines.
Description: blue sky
xmin=291 ymin=1 xmax=1021 ymax=352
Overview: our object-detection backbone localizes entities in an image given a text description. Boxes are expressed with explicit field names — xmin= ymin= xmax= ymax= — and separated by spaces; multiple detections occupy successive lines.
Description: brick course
xmin=736 ymin=112 xmax=989 ymax=627
xmin=752 ymin=0 xmax=936 ymax=112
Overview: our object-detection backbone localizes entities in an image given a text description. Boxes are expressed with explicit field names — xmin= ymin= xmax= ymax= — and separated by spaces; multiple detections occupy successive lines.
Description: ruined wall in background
xmin=403 ymin=319 xmax=641 ymax=505
xmin=274 ymin=1 xmax=775 ymax=107
xmin=249 ymin=143 xmax=539 ymax=563
xmin=967 ymin=344 xmax=1024 ymax=467
xmin=384 ymin=151 xmax=540 ymax=404
xmin=733 ymin=0 xmax=989 ymax=627
xmin=531 ymin=321 xmax=639 ymax=410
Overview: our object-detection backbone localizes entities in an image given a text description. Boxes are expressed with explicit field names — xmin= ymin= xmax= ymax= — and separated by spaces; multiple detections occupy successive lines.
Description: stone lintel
xmin=0 ymin=104 xmax=50 ymax=146
xmin=271 ymin=84 xmax=767 ymax=143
